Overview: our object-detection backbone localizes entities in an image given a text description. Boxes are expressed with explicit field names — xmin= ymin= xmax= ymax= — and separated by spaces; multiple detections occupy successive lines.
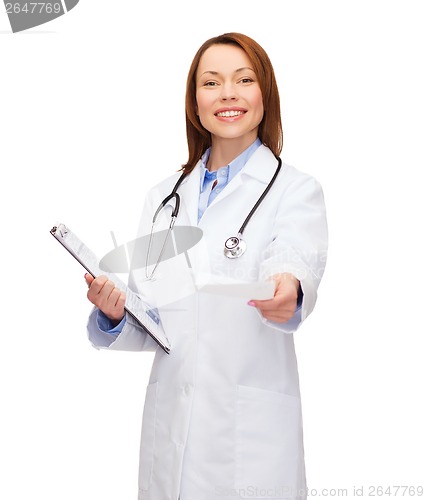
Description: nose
xmin=220 ymin=82 xmax=237 ymax=101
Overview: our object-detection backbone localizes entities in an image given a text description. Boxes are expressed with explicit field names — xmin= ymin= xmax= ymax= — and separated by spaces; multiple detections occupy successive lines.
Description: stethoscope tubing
xmin=165 ymin=155 xmax=282 ymax=236
xmin=146 ymin=155 xmax=282 ymax=272
xmin=237 ymin=156 xmax=282 ymax=236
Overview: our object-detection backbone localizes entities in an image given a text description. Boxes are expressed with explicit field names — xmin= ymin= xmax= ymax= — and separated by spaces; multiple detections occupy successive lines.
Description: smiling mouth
xmin=215 ymin=110 xmax=246 ymax=118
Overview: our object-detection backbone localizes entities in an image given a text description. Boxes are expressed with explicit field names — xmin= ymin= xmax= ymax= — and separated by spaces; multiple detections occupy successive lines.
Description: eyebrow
xmin=198 ymin=67 xmax=255 ymax=78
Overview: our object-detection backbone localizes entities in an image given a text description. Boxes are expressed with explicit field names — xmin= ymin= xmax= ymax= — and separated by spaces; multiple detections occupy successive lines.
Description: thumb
xmin=84 ymin=273 xmax=94 ymax=286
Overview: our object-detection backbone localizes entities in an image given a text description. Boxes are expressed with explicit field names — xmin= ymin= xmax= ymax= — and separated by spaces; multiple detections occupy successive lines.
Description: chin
xmin=212 ymin=127 xmax=253 ymax=140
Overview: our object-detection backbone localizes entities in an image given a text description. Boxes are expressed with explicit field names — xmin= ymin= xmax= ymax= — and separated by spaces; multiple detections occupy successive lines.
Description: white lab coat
xmin=87 ymin=145 xmax=328 ymax=500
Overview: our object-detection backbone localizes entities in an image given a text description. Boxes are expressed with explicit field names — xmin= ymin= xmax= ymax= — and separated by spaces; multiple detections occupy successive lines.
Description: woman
xmin=86 ymin=33 xmax=328 ymax=500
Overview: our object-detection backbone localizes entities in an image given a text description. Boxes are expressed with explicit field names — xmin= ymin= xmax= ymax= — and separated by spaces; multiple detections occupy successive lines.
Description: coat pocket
xmin=138 ymin=381 xmax=158 ymax=491
xmin=235 ymin=384 xmax=304 ymax=499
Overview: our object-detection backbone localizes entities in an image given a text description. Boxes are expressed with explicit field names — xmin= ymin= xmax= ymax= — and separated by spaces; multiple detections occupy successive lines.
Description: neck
xmin=207 ymin=135 xmax=258 ymax=171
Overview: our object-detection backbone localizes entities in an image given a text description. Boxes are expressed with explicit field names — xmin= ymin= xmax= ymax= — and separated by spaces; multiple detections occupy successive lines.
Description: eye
xmin=239 ymin=77 xmax=254 ymax=84
xmin=204 ymin=81 xmax=219 ymax=87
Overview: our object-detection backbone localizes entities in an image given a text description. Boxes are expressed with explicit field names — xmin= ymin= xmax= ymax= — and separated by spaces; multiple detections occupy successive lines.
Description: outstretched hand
xmin=248 ymin=273 xmax=300 ymax=323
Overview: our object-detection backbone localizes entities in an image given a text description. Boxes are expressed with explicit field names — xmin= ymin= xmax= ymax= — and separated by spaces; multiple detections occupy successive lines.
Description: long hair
xmin=182 ymin=32 xmax=283 ymax=174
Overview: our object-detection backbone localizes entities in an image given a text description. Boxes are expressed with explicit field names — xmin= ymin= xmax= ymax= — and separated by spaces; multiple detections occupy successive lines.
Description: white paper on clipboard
xmin=50 ymin=223 xmax=171 ymax=354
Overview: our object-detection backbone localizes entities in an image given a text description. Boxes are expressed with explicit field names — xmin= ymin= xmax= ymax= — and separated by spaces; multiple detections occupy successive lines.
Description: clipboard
xmin=50 ymin=223 xmax=171 ymax=354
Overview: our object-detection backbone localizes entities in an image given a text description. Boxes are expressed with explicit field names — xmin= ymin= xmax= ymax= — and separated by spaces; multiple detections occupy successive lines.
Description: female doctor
xmin=85 ymin=33 xmax=328 ymax=500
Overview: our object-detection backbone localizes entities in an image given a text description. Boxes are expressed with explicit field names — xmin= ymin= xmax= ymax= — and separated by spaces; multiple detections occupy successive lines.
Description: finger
xmin=247 ymin=298 xmax=276 ymax=308
xmin=260 ymin=304 xmax=296 ymax=318
xmin=116 ymin=292 xmax=126 ymax=310
xmin=96 ymin=280 xmax=116 ymax=305
xmin=111 ymin=293 xmax=126 ymax=319
xmin=87 ymin=275 xmax=109 ymax=296
xmin=248 ymin=285 xmax=290 ymax=307
xmin=257 ymin=306 xmax=294 ymax=322
xmin=87 ymin=280 xmax=113 ymax=307
xmin=250 ymin=298 xmax=297 ymax=320
xmin=105 ymin=291 xmax=126 ymax=322
xmin=85 ymin=273 xmax=94 ymax=286
xmin=107 ymin=287 xmax=122 ymax=307
xmin=249 ymin=297 xmax=286 ymax=312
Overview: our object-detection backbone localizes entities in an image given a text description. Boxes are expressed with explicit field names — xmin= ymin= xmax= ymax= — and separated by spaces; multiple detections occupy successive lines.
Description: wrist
xmin=109 ymin=315 xmax=124 ymax=327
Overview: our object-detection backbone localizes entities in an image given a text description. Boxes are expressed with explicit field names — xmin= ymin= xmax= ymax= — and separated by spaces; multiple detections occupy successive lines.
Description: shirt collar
xmin=199 ymin=137 xmax=262 ymax=192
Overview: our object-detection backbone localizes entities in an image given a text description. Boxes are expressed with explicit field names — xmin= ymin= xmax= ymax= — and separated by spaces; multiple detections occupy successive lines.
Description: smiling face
xmin=195 ymin=43 xmax=264 ymax=151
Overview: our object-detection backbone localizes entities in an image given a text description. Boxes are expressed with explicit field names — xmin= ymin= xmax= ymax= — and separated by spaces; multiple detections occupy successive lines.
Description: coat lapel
xmin=177 ymin=145 xmax=280 ymax=226
xmin=203 ymin=145 xmax=279 ymax=212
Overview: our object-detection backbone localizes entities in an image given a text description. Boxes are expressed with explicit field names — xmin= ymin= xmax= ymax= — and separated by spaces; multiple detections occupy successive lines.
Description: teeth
xmin=216 ymin=110 xmax=245 ymax=117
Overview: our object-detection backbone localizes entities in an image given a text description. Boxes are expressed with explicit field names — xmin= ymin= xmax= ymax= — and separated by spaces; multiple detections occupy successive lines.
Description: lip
xmin=214 ymin=107 xmax=247 ymax=121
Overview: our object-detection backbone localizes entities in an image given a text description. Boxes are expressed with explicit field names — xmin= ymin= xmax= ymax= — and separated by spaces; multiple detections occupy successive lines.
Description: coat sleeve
xmin=258 ymin=167 xmax=328 ymax=333
xmin=86 ymin=188 xmax=160 ymax=352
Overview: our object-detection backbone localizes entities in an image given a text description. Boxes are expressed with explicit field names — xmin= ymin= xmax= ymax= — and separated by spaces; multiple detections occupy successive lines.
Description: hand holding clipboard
xmin=50 ymin=223 xmax=171 ymax=354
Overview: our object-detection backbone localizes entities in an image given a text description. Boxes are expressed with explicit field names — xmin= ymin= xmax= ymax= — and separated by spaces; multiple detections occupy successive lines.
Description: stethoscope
xmin=145 ymin=156 xmax=282 ymax=279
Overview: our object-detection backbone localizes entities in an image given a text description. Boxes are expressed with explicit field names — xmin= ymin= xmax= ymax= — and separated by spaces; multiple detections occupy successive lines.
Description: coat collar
xmin=178 ymin=145 xmax=280 ymax=227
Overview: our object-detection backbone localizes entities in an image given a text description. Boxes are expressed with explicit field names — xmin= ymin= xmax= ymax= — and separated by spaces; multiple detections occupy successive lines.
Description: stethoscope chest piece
xmin=224 ymin=235 xmax=247 ymax=259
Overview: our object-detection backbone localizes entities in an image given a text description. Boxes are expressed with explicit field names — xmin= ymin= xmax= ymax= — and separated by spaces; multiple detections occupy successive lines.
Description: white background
xmin=1 ymin=1 xmax=424 ymax=499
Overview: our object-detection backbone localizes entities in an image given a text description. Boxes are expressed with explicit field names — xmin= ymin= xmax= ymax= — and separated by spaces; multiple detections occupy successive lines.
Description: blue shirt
xmin=198 ymin=138 xmax=261 ymax=222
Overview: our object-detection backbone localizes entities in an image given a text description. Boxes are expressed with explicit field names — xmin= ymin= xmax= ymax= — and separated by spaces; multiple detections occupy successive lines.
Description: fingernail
xmin=247 ymin=300 xmax=256 ymax=306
